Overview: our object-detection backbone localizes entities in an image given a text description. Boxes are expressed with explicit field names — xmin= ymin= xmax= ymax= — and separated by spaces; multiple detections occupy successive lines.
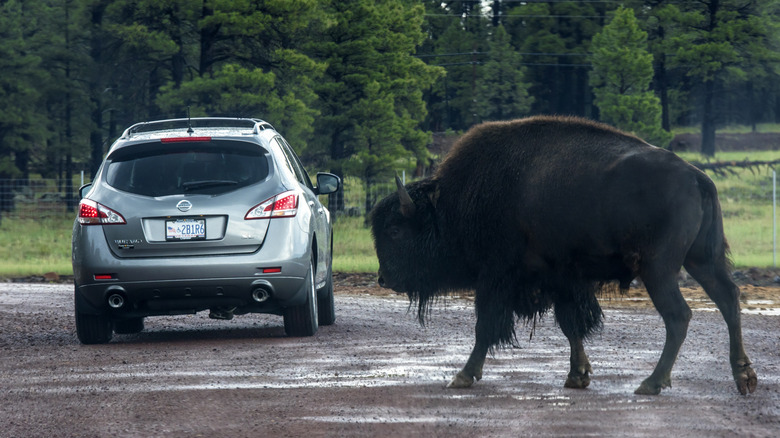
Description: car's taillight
xmin=245 ymin=191 xmax=299 ymax=219
xmin=77 ymin=199 xmax=126 ymax=225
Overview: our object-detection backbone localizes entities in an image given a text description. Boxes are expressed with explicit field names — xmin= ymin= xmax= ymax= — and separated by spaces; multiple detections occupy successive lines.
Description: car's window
xmin=270 ymin=137 xmax=297 ymax=179
xmin=105 ymin=141 xmax=270 ymax=196
xmin=274 ymin=136 xmax=313 ymax=190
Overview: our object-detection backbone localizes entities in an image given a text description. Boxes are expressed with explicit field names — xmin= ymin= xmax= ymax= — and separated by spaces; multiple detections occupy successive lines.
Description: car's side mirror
xmin=78 ymin=183 xmax=93 ymax=199
xmin=315 ymin=173 xmax=341 ymax=195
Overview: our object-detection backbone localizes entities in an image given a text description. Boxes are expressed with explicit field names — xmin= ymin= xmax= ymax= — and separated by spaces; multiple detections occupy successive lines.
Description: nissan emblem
xmin=177 ymin=200 xmax=193 ymax=212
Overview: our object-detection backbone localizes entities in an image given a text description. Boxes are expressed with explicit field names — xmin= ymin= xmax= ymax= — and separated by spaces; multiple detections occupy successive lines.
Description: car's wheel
xmin=75 ymin=290 xmax=113 ymax=344
xmin=283 ymin=259 xmax=319 ymax=337
xmin=114 ymin=317 xmax=144 ymax=334
xmin=317 ymin=262 xmax=335 ymax=326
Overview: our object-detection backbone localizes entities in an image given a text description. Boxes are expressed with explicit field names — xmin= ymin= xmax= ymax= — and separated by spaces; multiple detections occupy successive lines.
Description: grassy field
xmin=1 ymin=149 xmax=779 ymax=277
xmin=672 ymin=122 xmax=780 ymax=134
xmin=0 ymin=214 xmax=74 ymax=277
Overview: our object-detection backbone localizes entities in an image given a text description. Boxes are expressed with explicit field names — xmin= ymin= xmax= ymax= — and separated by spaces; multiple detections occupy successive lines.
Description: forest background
xmin=2 ymin=0 xmax=780 ymax=215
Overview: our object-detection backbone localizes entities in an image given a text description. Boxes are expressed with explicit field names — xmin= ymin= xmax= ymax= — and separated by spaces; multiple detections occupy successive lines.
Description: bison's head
xmin=370 ymin=177 xmax=456 ymax=309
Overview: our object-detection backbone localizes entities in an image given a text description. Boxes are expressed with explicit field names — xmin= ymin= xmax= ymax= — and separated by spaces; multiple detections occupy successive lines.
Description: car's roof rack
xmin=121 ymin=117 xmax=275 ymax=139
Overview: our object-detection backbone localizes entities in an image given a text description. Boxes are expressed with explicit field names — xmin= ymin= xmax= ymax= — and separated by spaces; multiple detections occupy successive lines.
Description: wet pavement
xmin=0 ymin=282 xmax=778 ymax=437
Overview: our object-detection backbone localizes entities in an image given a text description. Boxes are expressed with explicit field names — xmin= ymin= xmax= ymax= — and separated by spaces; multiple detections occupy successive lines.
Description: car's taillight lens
xmin=245 ymin=191 xmax=299 ymax=219
xmin=77 ymin=199 xmax=126 ymax=225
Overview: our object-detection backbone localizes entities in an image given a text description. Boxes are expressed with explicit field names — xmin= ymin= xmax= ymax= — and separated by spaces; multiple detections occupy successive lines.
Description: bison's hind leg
xmin=553 ymin=286 xmax=603 ymax=389
xmin=635 ymin=265 xmax=692 ymax=395
xmin=684 ymin=260 xmax=757 ymax=395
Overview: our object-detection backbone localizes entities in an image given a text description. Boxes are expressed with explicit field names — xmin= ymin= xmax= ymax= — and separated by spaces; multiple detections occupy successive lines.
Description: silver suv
xmin=72 ymin=117 xmax=341 ymax=344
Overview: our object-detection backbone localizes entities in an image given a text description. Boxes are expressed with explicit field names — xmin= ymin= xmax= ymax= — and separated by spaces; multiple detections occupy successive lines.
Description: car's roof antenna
xmin=186 ymin=106 xmax=194 ymax=134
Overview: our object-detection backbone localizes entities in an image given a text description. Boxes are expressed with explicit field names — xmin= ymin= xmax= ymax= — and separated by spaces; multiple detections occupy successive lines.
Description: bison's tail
xmin=687 ymin=172 xmax=732 ymax=273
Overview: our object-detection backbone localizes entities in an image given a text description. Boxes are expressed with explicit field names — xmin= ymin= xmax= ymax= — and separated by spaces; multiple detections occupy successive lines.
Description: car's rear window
xmin=105 ymin=141 xmax=270 ymax=196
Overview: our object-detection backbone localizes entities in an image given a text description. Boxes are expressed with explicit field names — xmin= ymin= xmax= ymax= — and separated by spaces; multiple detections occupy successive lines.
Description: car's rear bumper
xmin=74 ymin=273 xmax=309 ymax=318
xmin=72 ymin=221 xmax=312 ymax=317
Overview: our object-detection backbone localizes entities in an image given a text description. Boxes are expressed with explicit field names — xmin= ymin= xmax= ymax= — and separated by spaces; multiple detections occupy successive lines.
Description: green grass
xmin=0 ymin=214 xmax=74 ymax=277
xmin=3 ymin=149 xmax=780 ymax=277
xmin=333 ymin=216 xmax=379 ymax=273
xmin=672 ymin=123 xmax=780 ymax=135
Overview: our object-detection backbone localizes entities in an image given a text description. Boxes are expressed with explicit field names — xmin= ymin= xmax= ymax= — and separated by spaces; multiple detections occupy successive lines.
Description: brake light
xmin=245 ymin=191 xmax=299 ymax=219
xmin=160 ymin=136 xmax=212 ymax=143
xmin=78 ymin=199 xmax=126 ymax=225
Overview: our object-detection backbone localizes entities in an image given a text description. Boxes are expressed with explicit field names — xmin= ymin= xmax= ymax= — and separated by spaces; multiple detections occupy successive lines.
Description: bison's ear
xmin=395 ymin=175 xmax=416 ymax=218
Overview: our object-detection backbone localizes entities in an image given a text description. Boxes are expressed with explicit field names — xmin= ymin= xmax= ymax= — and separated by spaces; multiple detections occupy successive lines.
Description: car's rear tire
xmin=75 ymin=307 xmax=113 ymax=345
xmin=74 ymin=287 xmax=113 ymax=344
xmin=317 ymin=266 xmax=335 ymax=326
xmin=114 ymin=317 xmax=144 ymax=334
xmin=283 ymin=260 xmax=319 ymax=337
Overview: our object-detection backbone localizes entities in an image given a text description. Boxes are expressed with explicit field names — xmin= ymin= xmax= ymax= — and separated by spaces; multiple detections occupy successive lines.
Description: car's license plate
xmin=166 ymin=218 xmax=206 ymax=241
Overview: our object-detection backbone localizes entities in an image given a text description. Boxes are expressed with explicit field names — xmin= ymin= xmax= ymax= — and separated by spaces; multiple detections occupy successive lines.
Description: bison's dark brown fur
xmin=370 ymin=115 xmax=757 ymax=395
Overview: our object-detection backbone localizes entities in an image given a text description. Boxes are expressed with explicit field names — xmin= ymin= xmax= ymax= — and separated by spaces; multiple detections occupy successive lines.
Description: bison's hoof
xmin=564 ymin=372 xmax=591 ymax=389
xmin=447 ymin=371 xmax=475 ymax=388
xmin=735 ymin=365 xmax=757 ymax=395
xmin=634 ymin=376 xmax=670 ymax=395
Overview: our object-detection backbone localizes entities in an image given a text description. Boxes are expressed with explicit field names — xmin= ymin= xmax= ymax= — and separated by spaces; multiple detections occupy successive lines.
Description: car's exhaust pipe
xmin=251 ymin=287 xmax=271 ymax=303
xmin=107 ymin=293 xmax=125 ymax=309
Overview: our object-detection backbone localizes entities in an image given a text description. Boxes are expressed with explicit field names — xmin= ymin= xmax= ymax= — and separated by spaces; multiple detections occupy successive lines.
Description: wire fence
xmin=0 ymin=175 xmax=406 ymax=221
xmin=337 ymin=176 xmax=412 ymax=217
xmin=0 ymin=178 xmax=84 ymax=220
xmin=3 ymin=170 xmax=780 ymax=267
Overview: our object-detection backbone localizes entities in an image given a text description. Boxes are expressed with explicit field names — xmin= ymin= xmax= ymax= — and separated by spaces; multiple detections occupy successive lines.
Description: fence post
xmin=774 ymin=170 xmax=777 ymax=267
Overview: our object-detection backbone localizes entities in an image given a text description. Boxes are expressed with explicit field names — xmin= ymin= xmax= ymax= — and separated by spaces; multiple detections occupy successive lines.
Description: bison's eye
xmin=386 ymin=226 xmax=403 ymax=240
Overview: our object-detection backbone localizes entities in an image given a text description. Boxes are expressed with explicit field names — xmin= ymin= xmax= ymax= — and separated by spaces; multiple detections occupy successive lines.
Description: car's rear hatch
xmin=93 ymin=137 xmax=281 ymax=258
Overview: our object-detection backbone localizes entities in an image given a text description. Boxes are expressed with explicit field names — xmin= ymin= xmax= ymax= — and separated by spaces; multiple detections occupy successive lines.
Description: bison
xmin=369 ymin=115 xmax=757 ymax=395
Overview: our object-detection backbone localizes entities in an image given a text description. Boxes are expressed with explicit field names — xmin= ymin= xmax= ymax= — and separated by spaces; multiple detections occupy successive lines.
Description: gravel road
xmin=0 ymin=279 xmax=778 ymax=437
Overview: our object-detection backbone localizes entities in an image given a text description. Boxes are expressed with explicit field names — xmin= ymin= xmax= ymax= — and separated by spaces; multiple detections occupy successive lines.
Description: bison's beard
xmin=401 ymin=280 xmax=456 ymax=326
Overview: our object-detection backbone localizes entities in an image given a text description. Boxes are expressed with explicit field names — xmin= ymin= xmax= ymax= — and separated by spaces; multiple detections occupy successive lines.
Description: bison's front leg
xmin=448 ymin=342 xmax=489 ymax=388
xmin=448 ymin=290 xmax=512 ymax=388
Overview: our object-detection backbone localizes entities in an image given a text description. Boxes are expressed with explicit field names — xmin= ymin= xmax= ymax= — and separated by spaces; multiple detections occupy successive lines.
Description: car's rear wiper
xmin=182 ymin=180 xmax=239 ymax=191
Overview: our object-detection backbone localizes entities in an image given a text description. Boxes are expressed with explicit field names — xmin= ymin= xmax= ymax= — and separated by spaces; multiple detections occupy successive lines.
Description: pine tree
xmin=503 ymin=1 xmax=608 ymax=117
xmin=155 ymin=0 xmax=326 ymax=150
xmin=312 ymin=0 xmax=443 ymax=212
xmin=589 ymin=6 xmax=672 ymax=146
xmin=667 ymin=0 xmax=780 ymax=155
xmin=475 ymin=24 xmax=533 ymax=122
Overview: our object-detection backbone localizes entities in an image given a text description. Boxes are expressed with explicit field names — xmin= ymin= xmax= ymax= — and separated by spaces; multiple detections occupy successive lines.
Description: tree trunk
xmin=89 ymin=1 xmax=107 ymax=178
xmin=655 ymin=55 xmax=670 ymax=132
xmin=90 ymin=104 xmax=103 ymax=178
xmin=701 ymin=80 xmax=717 ymax=156
xmin=329 ymin=131 xmax=346 ymax=213
xmin=364 ymin=179 xmax=373 ymax=217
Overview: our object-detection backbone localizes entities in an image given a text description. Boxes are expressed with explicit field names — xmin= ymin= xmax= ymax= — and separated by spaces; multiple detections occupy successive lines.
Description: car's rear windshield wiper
xmin=182 ymin=180 xmax=239 ymax=191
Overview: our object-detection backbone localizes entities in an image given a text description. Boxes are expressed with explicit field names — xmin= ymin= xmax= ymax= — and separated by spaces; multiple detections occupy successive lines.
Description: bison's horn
xmin=395 ymin=175 xmax=416 ymax=218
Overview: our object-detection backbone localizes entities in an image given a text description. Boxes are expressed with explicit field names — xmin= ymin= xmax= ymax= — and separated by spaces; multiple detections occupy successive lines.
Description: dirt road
xmin=1 ymin=278 xmax=778 ymax=437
